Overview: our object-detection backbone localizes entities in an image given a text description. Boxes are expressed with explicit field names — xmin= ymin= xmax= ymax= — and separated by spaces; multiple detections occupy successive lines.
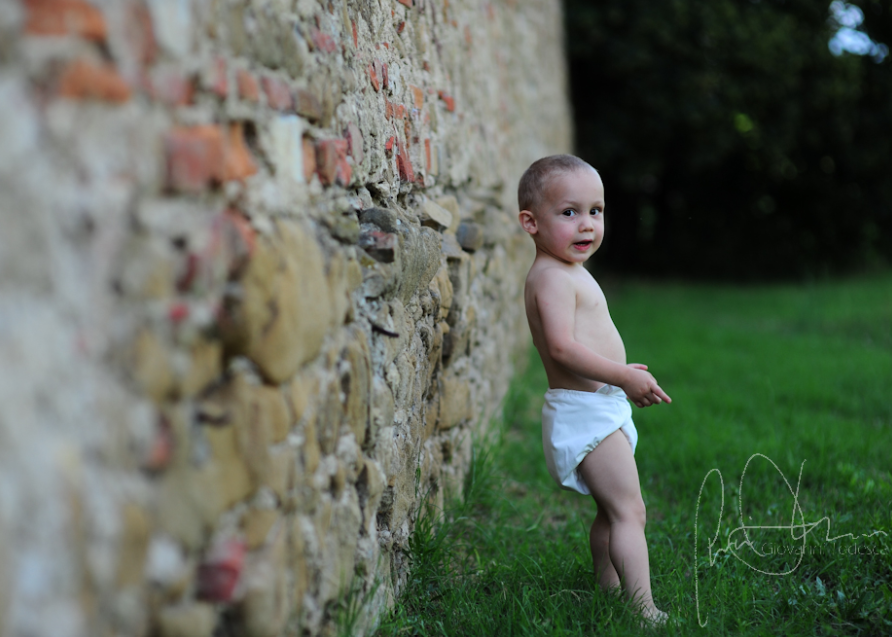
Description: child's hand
xmin=623 ymin=364 xmax=672 ymax=408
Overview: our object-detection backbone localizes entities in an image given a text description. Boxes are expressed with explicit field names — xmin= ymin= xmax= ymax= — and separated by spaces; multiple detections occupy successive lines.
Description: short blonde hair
xmin=518 ymin=154 xmax=596 ymax=213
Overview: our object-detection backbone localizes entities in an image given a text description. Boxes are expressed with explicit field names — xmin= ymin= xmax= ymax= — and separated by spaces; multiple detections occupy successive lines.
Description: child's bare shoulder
xmin=525 ymin=258 xmax=583 ymax=299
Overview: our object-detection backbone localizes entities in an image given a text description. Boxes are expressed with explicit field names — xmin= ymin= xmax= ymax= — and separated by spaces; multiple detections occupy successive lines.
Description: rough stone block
xmin=456 ymin=220 xmax=484 ymax=252
xmin=237 ymin=527 xmax=290 ymax=637
xmin=240 ymin=220 xmax=332 ymax=383
xmin=419 ymin=199 xmax=453 ymax=231
xmin=438 ymin=375 xmax=471 ymax=429
xmin=156 ymin=603 xmax=216 ymax=637
xmin=340 ymin=331 xmax=371 ymax=444
xmin=145 ymin=0 xmax=194 ymax=58
xmin=435 ymin=196 xmax=462 ymax=233
xmin=265 ymin=115 xmax=305 ymax=186
xmin=241 ymin=508 xmax=280 ymax=550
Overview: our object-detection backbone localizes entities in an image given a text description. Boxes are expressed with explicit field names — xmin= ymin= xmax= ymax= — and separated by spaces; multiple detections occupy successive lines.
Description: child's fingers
xmin=654 ymin=386 xmax=672 ymax=404
xmin=629 ymin=363 xmax=648 ymax=370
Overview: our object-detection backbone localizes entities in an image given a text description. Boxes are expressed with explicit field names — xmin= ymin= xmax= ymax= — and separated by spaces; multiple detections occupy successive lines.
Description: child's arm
xmin=534 ymin=270 xmax=671 ymax=408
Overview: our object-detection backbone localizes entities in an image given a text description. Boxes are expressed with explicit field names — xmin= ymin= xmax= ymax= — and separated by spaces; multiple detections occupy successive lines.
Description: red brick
xmin=302 ymin=137 xmax=317 ymax=182
xmin=397 ymin=0 xmax=413 ymax=7
xmin=146 ymin=67 xmax=194 ymax=106
xmin=385 ymin=136 xmax=396 ymax=154
xmin=164 ymin=125 xmax=225 ymax=192
xmin=175 ymin=253 xmax=200 ymax=292
xmin=143 ymin=416 xmax=174 ymax=472
xmin=438 ymin=90 xmax=456 ymax=112
xmin=57 ymin=58 xmax=131 ymax=103
xmin=381 ymin=61 xmax=389 ymax=89
xmin=210 ymin=57 xmax=229 ymax=98
xmin=311 ymin=27 xmax=338 ymax=53
xmin=352 ymin=20 xmax=358 ymax=48
xmin=358 ymin=228 xmax=397 ymax=262
xmin=24 ymin=0 xmax=107 ymax=41
xmin=368 ymin=63 xmax=380 ymax=92
xmin=220 ymin=208 xmax=255 ymax=276
xmin=344 ymin=123 xmax=364 ymax=165
xmin=236 ymin=69 xmax=259 ymax=102
xmin=295 ymin=88 xmax=322 ymax=121
xmin=395 ymin=104 xmax=406 ymax=120
xmin=315 ymin=139 xmax=350 ymax=186
xmin=222 ymin=123 xmax=258 ymax=181
xmin=169 ymin=301 xmax=190 ymax=323
xmin=424 ymin=138 xmax=431 ymax=172
xmin=397 ymin=21 xmax=406 ymax=34
xmin=261 ymin=76 xmax=293 ymax=111
xmin=125 ymin=1 xmax=156 ymax=65
xmin=395 ymin=140 xmax=414 ymax=182
xmin=384 ymin=97 xmax=393 ymax=120
xmin=409 ymin=84 xmax=424 ymax=109
xmin=197 ymin=540 xmax=245 ymax=603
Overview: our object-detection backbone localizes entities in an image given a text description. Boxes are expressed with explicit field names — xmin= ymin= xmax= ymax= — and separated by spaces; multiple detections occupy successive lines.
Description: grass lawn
xmin=375 ymin=274 xmax=892 ymax=636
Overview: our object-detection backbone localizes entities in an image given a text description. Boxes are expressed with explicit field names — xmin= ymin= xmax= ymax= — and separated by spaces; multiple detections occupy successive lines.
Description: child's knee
xmin=623 ymin=496 xmax=647 ymax=528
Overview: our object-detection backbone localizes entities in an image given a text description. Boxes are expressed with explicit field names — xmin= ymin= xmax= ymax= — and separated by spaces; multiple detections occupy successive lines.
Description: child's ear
xmin=518 ymin=210 xmax=538 ymax=235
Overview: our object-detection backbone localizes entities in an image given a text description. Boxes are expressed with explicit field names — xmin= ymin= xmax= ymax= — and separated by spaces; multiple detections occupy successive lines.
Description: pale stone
xmin=266 ymin=446 xmax=293 ymax=503
xmin=156 ymin=602 xmax=216 ymax=637
xmin=241 ymin=220 xmax=333 ymax=383
xmin=238 ymin=526 xmax=290 ymax=637
xmin=419 ymin=200 xmax=453 ymax=231
xmin=131 ymin=329 xmax=175 ymax=404
xmin=179 ymin=338 xmax=222 ymax=398
xmin=435 ymin=196 xmax=461 ymax=233
xmin=146 ymin=0 xmax=194 ymax=58
xmin=265 ymin=115 xmax=305 ymax=186
xmin=241 ymin=508 xmax=280 ymax=550
xmin=438 ymin=375 xmax=471 ymax=429
xmin=340 ymin=330 xmax=371 ymax=445
xmin=115 ymin=503 xmax=150 ymax=587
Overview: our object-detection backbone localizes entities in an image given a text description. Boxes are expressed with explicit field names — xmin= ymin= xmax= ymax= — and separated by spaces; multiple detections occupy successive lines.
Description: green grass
xmin=375 ymin=274 xmax=892 ymax=636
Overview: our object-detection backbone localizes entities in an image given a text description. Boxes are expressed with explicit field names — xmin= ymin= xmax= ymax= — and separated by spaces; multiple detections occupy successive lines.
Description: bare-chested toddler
xmin=518 ymin=154 xmax=670 ymax=623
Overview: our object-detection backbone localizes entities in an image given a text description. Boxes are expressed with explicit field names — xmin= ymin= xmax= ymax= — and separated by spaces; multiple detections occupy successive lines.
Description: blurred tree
xmin=566 ymin=0 xmax=892 ymax=279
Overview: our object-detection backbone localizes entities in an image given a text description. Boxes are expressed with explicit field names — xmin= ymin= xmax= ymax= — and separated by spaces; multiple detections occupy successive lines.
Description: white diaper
xmin=541 ymin=385 xmax=638 ymax=495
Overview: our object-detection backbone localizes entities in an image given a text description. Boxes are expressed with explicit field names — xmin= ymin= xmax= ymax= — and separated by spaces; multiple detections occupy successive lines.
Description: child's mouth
xmin=573 ymin=240 xmax=592 ymax=250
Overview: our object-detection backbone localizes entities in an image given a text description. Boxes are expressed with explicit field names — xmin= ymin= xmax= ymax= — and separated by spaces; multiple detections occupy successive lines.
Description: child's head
xmin=518 ymin=154 xmax=597 ymax=215
xmin=518 ymin=154 xmax=605 ymax=264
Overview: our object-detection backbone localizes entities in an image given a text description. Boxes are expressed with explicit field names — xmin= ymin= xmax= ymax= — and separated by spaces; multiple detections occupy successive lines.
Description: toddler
xmin=518 ymin=154 xmax=670 ymax=623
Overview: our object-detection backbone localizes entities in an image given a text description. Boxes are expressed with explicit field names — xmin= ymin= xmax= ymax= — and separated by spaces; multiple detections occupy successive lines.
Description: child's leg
xmin=578 ymin=430 xmax=662 ymax=617
xmin=590 ymin=509 xmax=620 ymax=591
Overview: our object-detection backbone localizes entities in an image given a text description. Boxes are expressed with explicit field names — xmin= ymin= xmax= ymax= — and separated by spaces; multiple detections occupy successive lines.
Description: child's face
xmin=520 ymin=167 xmax=605 ymax=265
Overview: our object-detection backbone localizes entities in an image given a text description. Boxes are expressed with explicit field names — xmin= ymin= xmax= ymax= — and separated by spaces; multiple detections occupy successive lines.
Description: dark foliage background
xmin=565 ymin=0 xmax=892 ymax=280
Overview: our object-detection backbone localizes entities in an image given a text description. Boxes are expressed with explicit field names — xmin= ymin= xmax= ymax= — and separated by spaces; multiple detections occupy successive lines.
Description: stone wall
xmin=0 ymin=0 xmax=570 ymax=635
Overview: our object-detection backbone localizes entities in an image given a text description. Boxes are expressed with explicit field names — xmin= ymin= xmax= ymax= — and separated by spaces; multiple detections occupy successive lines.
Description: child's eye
xmin=590 ymin=208 xmax=602 ymax=216
xmin=562 ymin=209 xmax=577 ymax=217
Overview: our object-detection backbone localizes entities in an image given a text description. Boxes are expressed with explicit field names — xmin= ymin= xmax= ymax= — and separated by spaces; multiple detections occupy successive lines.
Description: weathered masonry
xmin=0 ymin=0 xmax=571 ymax=635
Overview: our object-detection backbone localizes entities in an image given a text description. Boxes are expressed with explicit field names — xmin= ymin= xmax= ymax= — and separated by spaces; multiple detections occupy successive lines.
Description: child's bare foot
xmin=639 ymin=607 xmax=668 ymax=627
